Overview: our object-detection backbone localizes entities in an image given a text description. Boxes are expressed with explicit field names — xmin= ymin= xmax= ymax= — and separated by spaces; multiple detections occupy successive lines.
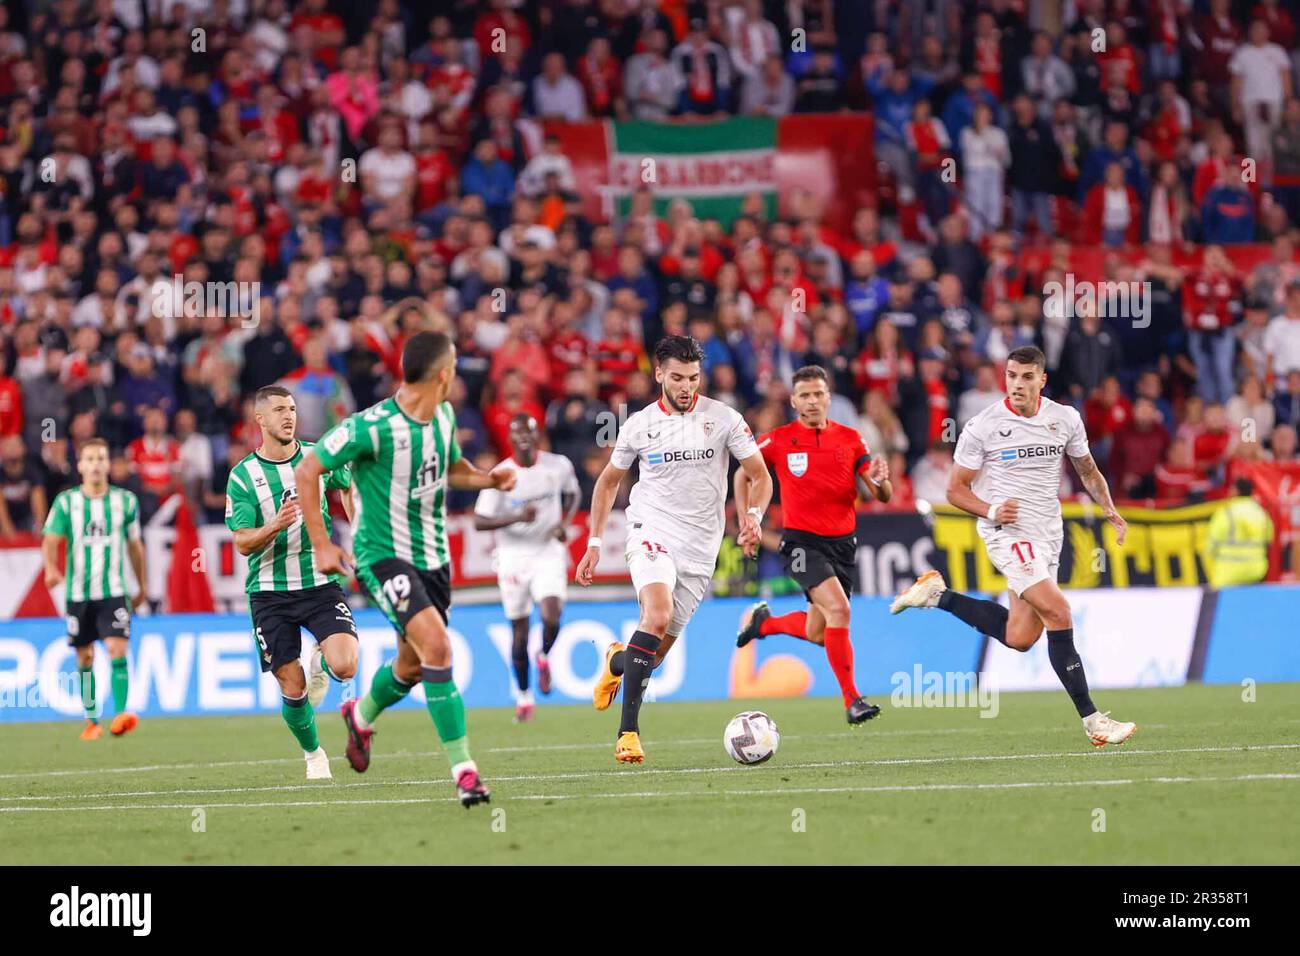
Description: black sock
xmin=511 ymin=628 xmax=529 ymax=692
xmin=618 ymin=631 xmax=660 ymax=734
xmin=1046 ymin=628 xmax=1095 ymax=717
xmin=541 ymin=619 xmax=560 ymax=655
xmin=937 ymin=590 xmax=1010 ymax=645
xmin=610 ymin=650 xmax=625 ymax=676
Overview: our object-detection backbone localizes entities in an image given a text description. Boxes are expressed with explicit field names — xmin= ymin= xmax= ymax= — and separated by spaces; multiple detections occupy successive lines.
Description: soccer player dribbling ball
xmin=576 ymin=335 xmax=773 ymax=764
xmin=473 ymin=413 xmax=581 ymax=723
xmin=890 ymin=346 xmax=1137 ymax=747
xmin=296 ymin=331 xmax=516 ymax=807
xmin=734 ymin=365 xmax=892 ymax=724
xmin=41 ymin=438 xmax=146 ymax=740
xmin=225 ymin=385 xmax=360 ymax=780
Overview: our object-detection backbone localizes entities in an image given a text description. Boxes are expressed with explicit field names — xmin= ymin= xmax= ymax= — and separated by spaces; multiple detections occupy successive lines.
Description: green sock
xmin=359 ymin=664 xmax=413 ymax=725
xmin=422 ymin=667 xmax=471 ymax=766
xmin=78 ymin=665 xmax=96 ymax=721
xmin=281 ymin=694 xmax=319 ymax=752
xmin=110 ymin=657 xmax=129 ymax=714
xmin=321 ymin=655 xmax=337 ymax=681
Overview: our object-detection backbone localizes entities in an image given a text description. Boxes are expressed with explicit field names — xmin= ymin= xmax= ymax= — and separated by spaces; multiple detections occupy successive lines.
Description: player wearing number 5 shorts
xmin=41 ymin=438 xmax=147 ymax=741
xmin=576 ymin=335 xmax=772 ymax=764
xmin=298 ymin=332 xmax=516 ymax=806
xmin=890 ymin=346 xmax=1137 ymax=747
xmin=225 ymin=385 xmax=360 ymax=780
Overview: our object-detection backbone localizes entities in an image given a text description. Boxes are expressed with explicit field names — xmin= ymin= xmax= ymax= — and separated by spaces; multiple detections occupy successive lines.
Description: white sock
xmin=304 ymin=746 xmax=325 ymax=760
xmin=351 ymin=702 xmax=372 ymax=731
xmin=451 ymin=759 xmax=477 ymax=782
xmin=518 ymin=689 xmax=534 ymax=706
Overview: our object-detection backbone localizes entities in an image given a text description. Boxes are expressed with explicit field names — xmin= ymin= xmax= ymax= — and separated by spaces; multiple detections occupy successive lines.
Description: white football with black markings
xmin=724 ymin=711 xmax=780 ymax=765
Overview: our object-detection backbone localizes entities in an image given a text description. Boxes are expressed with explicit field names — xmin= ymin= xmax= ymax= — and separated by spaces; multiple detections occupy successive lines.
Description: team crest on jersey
xmin=281 ymin=488 xmax=298 ymax=505
xmin=1048 ymin=422 xmax=1060 ymax=434
xmin=702 ymin=420 xmax=714 ymax=436
xmin=787 ymin=452 xmax=808 ymax=477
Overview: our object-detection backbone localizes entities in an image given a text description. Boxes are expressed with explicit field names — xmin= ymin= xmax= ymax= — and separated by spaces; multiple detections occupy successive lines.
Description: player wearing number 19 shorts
xmin=890 ymin=346 xmax=1137 ymax=747
xmin=575 ymin=335 xmax=772 ymax=764
xmin=297 ymin=331 xmax=516 ymax=807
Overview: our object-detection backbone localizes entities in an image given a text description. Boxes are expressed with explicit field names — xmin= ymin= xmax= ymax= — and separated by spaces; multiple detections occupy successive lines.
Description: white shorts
xmin=981 ymin=529 xmax=1062 ymax=598
xmin=625 ymin=540 xmax=712 ymax=636
xmin=496 ymin=541 xmax=568 ymax=619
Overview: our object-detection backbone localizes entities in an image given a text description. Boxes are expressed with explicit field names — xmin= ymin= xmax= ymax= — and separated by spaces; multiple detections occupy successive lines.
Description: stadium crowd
xmin=0 ymin=0 xmax=1298 ymax=541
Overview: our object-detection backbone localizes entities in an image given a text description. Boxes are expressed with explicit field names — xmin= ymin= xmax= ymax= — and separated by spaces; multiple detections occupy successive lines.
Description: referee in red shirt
xmin=734 ymin=366 xmax=892 ymax=724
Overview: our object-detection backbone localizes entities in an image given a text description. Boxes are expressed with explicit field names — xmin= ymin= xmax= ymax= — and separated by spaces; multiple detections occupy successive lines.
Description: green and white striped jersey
xmin=43 ymin=485 xmax=141 ymax=602
xmin=313 ymin=397 xmax=461 ymax=570
xmin=224 ymin=441 xmax=352 ymax=594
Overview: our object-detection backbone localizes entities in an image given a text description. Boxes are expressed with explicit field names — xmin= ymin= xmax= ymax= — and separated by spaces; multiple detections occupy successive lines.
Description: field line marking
xmin=1 ymin=772 xmax=1296 ymax=812
xmin=3 ymin=743 xmax=1297 ymax=803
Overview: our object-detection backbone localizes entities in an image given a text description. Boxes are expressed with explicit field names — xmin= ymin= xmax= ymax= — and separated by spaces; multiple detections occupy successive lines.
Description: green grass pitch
xmin=1 ymin=682 xmax=1297 ymax=865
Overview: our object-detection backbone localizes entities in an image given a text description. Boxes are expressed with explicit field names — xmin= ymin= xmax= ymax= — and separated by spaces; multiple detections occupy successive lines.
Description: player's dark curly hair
xmin=653 ymin=335 xmax=705 ymax=367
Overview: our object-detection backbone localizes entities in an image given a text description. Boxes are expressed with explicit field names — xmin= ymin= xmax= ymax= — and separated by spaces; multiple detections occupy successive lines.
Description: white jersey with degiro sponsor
xmin=475 ymin=451 xmax=580 ymax=557
xmin=611 ymin=394 xmax=759 ymax=573
xmin=953 ymin=395 xmax=1089 ymax=542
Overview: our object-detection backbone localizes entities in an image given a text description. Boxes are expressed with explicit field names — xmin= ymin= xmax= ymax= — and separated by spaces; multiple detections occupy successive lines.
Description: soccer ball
xmin=724 ymin=711 xmax=780 ymax=765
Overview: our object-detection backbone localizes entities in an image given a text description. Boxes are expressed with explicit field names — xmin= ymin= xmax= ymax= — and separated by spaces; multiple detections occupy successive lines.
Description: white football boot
xmin=307 ymin=644 xmax=329 ymax=708
xmin=890 ymin=569 xmax=947 ymax=615
xmin=1083 ymin=711 xmax=1137 ymax=747
xmin=305 ymin=746 xmax=333 ymax=780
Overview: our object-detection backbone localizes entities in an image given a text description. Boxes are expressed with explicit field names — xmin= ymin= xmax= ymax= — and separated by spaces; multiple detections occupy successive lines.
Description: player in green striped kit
xmin=297 ymin=331 xmax=516 ymax=807
xmin=226 ymin=385 xmax=360 ymax=780
xmin=41 ymin=438 xmax=147 ymax=740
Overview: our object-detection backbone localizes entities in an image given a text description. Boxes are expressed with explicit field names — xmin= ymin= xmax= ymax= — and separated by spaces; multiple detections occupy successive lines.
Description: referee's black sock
xmin=1047 ymin=628 xmax=1096 ymax=718
xmin=937 ymin=590 xmax=1009 ymax=645
xmin=510 ymin=625 xmax=529 ymax=693
xmin=618 ymin=631 xmax=660 ymax=734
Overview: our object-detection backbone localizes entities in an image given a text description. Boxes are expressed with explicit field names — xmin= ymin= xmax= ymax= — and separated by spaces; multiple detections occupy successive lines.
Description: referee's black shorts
xmin=778 ymin=528 xmax=858 ymax=600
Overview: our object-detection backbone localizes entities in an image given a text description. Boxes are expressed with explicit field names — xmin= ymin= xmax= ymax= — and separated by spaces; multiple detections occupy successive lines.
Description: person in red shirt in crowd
xmin=593 ymin=307 xmax=646 ymax=401
xmin=473 ymin=0 xmax=532 ymax=66
xmin=483 ymin=368 xmax=545 ymax=457
xmin=1253 ymin=0 xmax=1297 ymax=48
xmin=0 ymin=369 xmax=22 ymax=437
xmin=412 ymin=121 xmax=455 ymax=213
xmin=736 ymin=365 xmax=893 ymax=725
xmin=1097 ymin=21 xmax=1142 ymax=95
xmin=290 ymin=0 xmax=346 ymax=71
xmin=969 ymin=11 xmax=1004 ymax=100
xmin=1193 ymin=0 xmax=1244 ymax=90
xmin=1108 ymin=397 xmax=1171 ymax=499
xmin=1193 ymin=402 xmax=1236 ymax=478
xmin=918 ymin=348 xmax=952 ymax=444
xmin=1156 ymin=437 xmax=1214 ymax=499
xmin=576 ymin=36 xmax=623 ymax=118
xmin=1184 ymin=244 xmax=1243 ymax=404
xmin=126 ymin=407 xmax=181 ymax=499
xmin=853 ymin=319 xmax=913 ymax=404
xmin=546 ymin=300 xmax=592 ymax=394
xmin=489 ymin=313 xmax=550 ymax=401
xmin=1084 ymin=375 xmax=1134 ymax=465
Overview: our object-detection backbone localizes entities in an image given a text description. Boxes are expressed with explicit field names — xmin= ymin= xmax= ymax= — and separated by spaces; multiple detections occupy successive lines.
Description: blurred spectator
xmin=1184 ymin=245 xmax=1243 ymax=404
xmin=0 ymin=435 xmax=46 ymax=537
xmin=1109 ymin=397 xmax=1171 ymax=499
xmin=911 ymin=441 xmax=955 ymax=505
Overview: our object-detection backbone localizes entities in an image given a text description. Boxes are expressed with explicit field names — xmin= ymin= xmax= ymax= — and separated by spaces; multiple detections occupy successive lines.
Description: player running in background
xmin=41 ymin=438 xmax=146 ymax=740
xmin=297 ymin=332 xmax=516 ymax=806
xmin=890 ymin=347 xmax=1137 ymax=747
xmin=734 ymin=366 xmax=892 ymax=724
xmin=576 ymin=335 xmax=772 ymax=764
xmin=225 ymin=385 xmax=359 ymax=780
xmin=474 ymin=413 xmax=580 ymax=723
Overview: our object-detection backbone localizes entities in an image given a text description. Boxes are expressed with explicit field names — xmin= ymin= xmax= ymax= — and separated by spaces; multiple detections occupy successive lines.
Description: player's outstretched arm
xmin=732 ymin=453 xmax=772 ymax=557
xmin=947 ymin=463 xmax=1018 ymax=524
xmin=1070 ymin=452 xmax=1127 ymax=545
xmin=449 ymin=457 xmax=516 ymax=492
xmin=576 ymin=461 xmax=627 ymax=585
xmin=474 ymin=505 xmax=535 ymax=531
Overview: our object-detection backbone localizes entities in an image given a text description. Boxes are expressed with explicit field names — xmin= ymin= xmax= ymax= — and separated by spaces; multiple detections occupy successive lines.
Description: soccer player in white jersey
xmin=890 ymin=347 xmax=1137 ymax=746
xmin=576 ymin=336 xmax=772 ymax=764
xmin=474 ymin=413 xmax=580 ymax=722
